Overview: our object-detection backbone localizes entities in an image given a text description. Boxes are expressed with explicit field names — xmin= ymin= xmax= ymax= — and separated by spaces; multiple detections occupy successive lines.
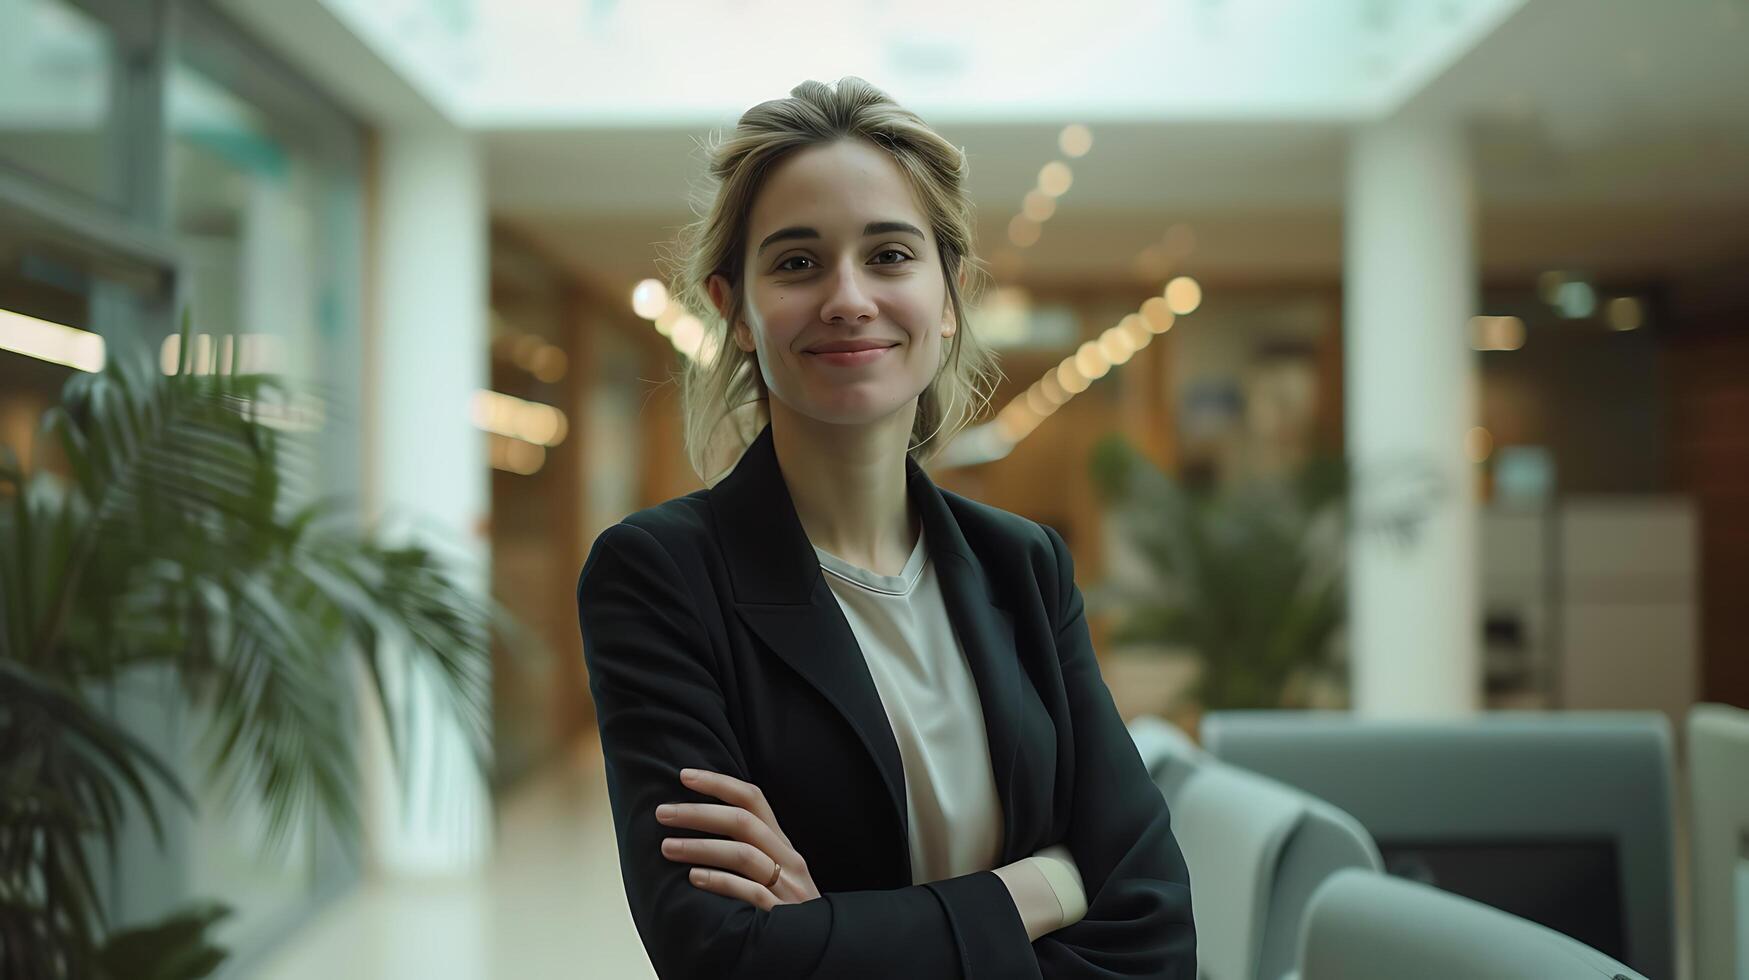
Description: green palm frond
xmin=0 ymin=659 xmax=190 ymax=967
xmin=0 ymin=321 xmax=504 ymax=978
xmin=95 ymin=901 xmax=231 ymax=980
xmin=1089 ymin=434 xmax=1354 ymax=710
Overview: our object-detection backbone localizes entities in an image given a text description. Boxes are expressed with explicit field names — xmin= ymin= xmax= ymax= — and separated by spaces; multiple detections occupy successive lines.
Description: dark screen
xmin=1376 ymin=838 xmax=1626 ymax=963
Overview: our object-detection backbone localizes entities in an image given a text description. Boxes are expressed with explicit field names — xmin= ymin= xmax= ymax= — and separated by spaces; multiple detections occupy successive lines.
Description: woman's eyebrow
xmin=757 ymin=221 xmax=926 ymax=256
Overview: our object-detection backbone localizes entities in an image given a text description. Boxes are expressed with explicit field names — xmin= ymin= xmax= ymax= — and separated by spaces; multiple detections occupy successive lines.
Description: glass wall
xmin=168 ymin=4 xmax=367 ymax=964
xmin=1 ymin=0 xmax=367 ymax=969
xmin=0 ymin=0 xmax=124 ymax=206
xmin=0 ymin=0 xmax=168 ymax=468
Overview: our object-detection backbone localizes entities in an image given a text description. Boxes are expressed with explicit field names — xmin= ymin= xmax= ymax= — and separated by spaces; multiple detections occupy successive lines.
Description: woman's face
xmin=709 ymin=139 xmax=955 ymax=429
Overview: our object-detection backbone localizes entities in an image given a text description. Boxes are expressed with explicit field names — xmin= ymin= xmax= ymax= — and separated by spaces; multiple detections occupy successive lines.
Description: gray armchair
xmin=1295 ymin=869 xmax=1646 ymax=980
xmin=1203 ymin=710 xmax=1676 ymax=978
xmin=1128 ymin=716 xmax=1382 ymax=980
xmin=1688 ymin=702 xmax=1749 ymax=980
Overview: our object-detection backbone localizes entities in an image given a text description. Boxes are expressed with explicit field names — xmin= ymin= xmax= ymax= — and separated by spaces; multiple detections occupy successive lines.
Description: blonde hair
xmin=659 ymin=76 xmax=1002 ymax=486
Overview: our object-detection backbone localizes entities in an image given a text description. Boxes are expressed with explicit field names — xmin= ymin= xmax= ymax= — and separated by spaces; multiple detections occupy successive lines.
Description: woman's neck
xmin=768 ymin=402 xmax=920 ymax=577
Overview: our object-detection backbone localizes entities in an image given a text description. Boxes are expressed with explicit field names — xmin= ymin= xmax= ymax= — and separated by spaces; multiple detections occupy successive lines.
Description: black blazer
xmin=577 ymin=423 xmax=1195 ymax=978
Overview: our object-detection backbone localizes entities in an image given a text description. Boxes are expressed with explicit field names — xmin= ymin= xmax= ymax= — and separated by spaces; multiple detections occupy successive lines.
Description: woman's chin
xmin=792 ymin=394 xmax=921 ymax=430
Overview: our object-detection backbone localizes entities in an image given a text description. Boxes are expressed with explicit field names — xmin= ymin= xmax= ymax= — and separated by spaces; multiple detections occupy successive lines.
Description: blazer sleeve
xmin=1031 ymin=523 xmax=1198 ymax=978
xmin=578 ymin=521 xmax=1043 ymax=979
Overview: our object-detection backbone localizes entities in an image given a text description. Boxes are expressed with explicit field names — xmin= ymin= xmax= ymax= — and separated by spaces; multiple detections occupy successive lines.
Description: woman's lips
xmin=806 ymin=345 xmax=895 ymax=367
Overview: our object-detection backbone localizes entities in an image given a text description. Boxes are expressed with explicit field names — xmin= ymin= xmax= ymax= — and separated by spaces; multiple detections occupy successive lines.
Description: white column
xmin=365 ymin=127 xmax=493 ymax=875
xmin=1344 ymin=119 xmax=1480 ymax=718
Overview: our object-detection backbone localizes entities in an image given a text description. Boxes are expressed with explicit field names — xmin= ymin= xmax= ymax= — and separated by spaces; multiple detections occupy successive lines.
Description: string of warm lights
xmin=985 ymin=277 xmax=1202 ymax=451
xmin=974 ymin=127 xmax=1218 ymax=456
xmin=488 ymin=433 xmax=547 ymax=476
xmin=632 ymin=278 xmax=717 ymax=365
xmin=1005 ymin=124 xmax=1093 ymax=255
xmin=472 ymin=388 xmax=568 ymax=476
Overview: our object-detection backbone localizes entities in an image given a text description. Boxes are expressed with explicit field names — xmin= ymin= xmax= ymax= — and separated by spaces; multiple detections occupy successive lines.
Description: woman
xmin=577 ymin=77 xmax=1195 ymax=978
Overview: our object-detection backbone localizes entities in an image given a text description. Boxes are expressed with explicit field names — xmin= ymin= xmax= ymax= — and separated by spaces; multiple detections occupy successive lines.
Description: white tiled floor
xmin=251 ymin=736 xmax=656 ymax=979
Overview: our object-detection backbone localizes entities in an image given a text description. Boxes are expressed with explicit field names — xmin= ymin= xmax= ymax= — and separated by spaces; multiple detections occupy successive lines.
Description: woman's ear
xmin=942 ymin=262 xmax=967 ymax=338
xmin=707 ymin=274 xmax=756 ymax=353
xmin=705 ymin=273 xmax=732 ymax=322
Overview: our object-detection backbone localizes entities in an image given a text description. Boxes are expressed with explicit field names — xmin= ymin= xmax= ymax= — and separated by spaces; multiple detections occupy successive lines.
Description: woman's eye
xmin=777 ymin=251 xmax=909 ymax=272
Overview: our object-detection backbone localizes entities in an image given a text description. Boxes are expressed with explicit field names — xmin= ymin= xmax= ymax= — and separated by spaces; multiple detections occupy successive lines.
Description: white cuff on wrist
xmin=1027 ymin=843 xmax=1089 ymax=927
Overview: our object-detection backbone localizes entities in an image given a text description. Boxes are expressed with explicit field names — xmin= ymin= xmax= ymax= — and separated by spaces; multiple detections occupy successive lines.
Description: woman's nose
xmin=819 ymin=262 xmax=878 ymax=324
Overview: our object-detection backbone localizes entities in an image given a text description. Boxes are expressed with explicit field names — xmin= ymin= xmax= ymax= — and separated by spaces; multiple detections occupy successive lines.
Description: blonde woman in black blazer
xmin=578 ymin=78 xmax=1195 ymax=979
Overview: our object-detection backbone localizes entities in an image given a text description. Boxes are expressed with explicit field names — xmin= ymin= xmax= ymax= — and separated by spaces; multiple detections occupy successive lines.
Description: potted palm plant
xmin=0 ymin=323 xmax=496 ymax=979
xmin=1087 ymin=434 xmax=1446 ymax=719
xmin=1086 ymin=435 xmax=1352 ymax=716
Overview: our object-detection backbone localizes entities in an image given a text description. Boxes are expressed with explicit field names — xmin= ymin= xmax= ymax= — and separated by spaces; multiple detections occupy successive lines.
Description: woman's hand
xmin=656 ymin=768 xmax=821 ymax=911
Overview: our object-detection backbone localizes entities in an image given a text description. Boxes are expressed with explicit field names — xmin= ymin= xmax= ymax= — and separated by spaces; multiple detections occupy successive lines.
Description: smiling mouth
xmin=806 ymin=345 xmax=897 ymax=365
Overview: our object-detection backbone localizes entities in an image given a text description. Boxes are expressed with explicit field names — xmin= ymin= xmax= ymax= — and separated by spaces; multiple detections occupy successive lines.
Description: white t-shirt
xmin=814 ymin=523 xmax=1087 ymax=927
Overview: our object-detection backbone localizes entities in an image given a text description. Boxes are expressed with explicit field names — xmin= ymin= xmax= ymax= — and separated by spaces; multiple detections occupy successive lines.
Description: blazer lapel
xmin=709 ymin=423 xmax=1026 ymax=865
xmin=914 ymin=476 xmax=1025 ymax=864
xmin=711 ymin=425 xmax=910 ymax=848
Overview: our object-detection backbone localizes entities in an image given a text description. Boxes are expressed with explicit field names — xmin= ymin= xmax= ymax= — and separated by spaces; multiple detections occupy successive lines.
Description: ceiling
xmin=323 ymin=0 xmax=1524 ymax=124
xmin=477 ymin=0 xmax=1749 ymax=304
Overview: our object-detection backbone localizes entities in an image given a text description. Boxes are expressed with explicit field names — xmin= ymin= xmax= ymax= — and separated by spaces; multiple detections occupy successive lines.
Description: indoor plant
xmin=1087 ymin=434 xmax=1350 ymax=712
xmin=0 ymin=323 xmax=494 ymax=978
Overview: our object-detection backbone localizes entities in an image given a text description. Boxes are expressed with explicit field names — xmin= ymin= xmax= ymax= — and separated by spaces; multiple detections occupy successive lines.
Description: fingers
xmin=659 ymin=772 xmax=814 ymax=910
xmin=680 ymin=768 xmax=784 ymax=838
xmin=686 ymin=866 xmax=778 ymax=911
xmin=656 ymin=802 xmax=792 ymax=864
xmin=661 ymin=836 xmax=776 ymax=885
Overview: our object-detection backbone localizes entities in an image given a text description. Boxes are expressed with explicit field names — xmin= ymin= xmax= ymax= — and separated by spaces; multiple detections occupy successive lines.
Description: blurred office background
xmin=1 ymin=0 xmax=1746 ymax=977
